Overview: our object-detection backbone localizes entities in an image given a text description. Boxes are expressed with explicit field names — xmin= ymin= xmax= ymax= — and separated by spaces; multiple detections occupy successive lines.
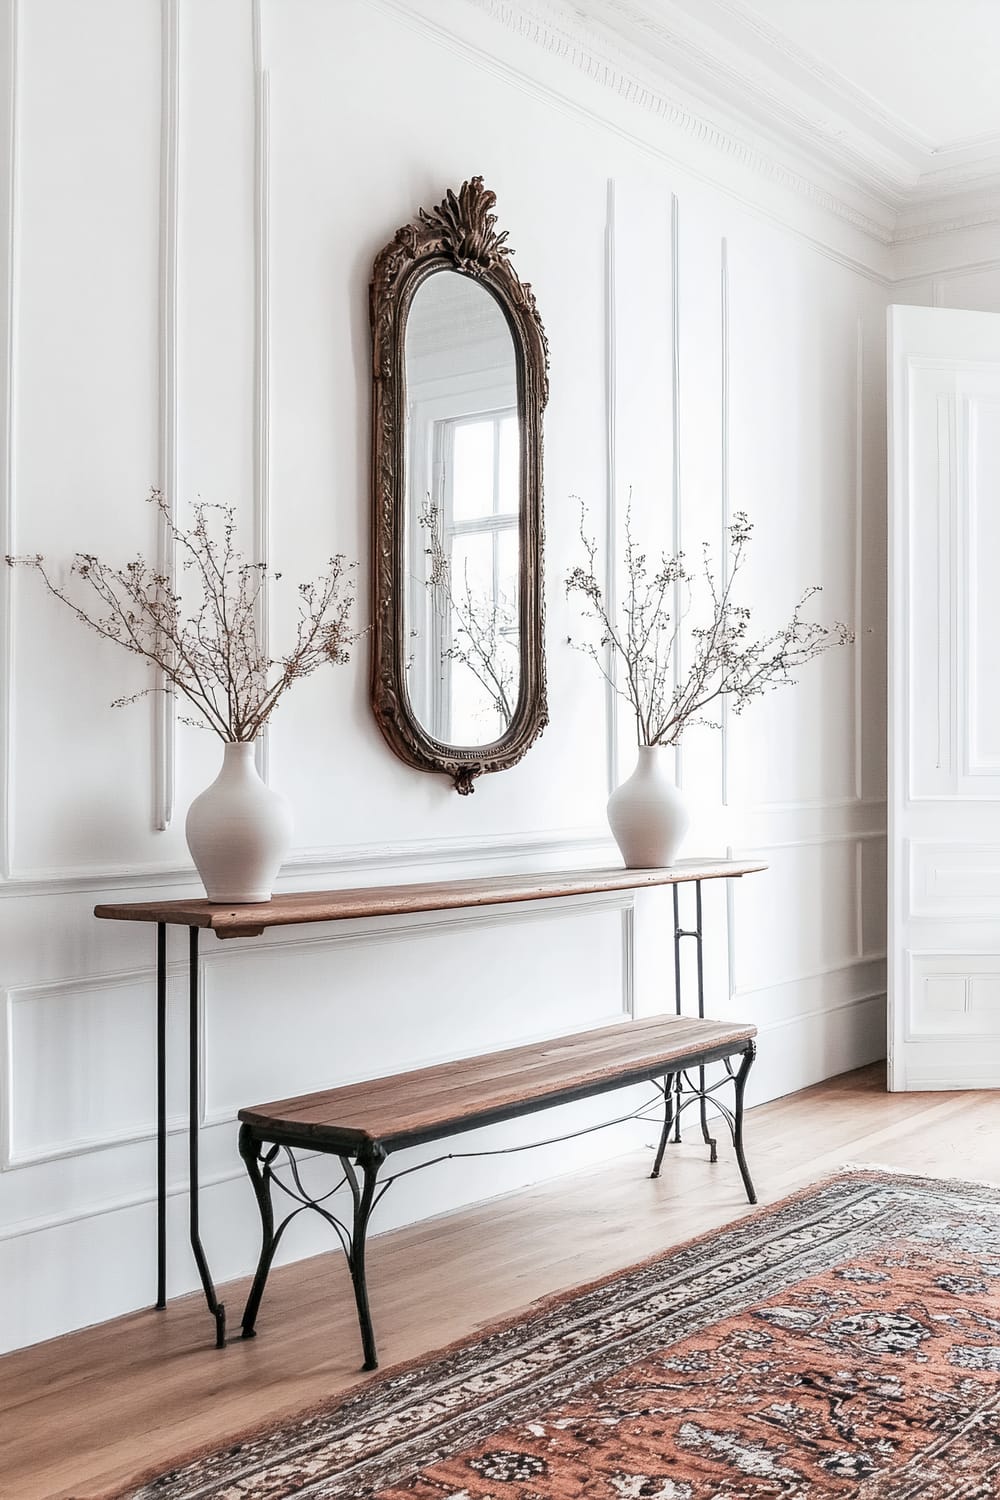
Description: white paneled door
xmin=889 ymin=305 xmax=1000 ymax=1089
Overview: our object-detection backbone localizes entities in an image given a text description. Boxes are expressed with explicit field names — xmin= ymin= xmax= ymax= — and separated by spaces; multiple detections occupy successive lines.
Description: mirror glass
xmin=402 ymin=270 xmax=521 ymax=749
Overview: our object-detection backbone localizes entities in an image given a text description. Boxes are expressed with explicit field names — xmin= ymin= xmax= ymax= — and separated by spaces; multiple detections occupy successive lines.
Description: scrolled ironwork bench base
xmin=236 ymin=1018 xmax=757 ymax=1371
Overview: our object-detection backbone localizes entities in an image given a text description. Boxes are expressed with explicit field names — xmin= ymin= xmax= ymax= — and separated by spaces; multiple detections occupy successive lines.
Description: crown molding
xmin=561 ymin=0 xmax=920 ymax=197
xmin=448 ymin=0 xmax=1000 ymax=263
xmin=574 ymin=0 xmax=1000 ymax=201
xmin=460 ymin=0 xmax=897 ymax=242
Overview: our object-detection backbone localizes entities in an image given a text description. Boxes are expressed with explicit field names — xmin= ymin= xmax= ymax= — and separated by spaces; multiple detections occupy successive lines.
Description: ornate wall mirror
xmin=370 ymin=178 xmax=548 ymax=793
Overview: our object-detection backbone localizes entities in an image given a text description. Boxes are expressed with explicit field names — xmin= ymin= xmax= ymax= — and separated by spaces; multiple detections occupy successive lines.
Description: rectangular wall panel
xmin=965 ymin=397 xmax=1000 ymax=774
xmin=203 ymin=899 xmax=633 ymax=1123
xmin=4 ymin=970 xmax=187 ymax=1168
xmin=907 ymin=953 xmax=1000 ymax=1039
xmin=908 ymin=839 xmax=1000 ymax=919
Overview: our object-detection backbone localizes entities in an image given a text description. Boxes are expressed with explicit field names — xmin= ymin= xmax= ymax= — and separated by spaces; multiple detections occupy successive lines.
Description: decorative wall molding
xmin=907 ymin=839 xmax=1000 ymax=922
xmin=738 ymin=798 xmax=887 ymax=856
xmin=719 ymin=233 xmax=730 ymax=808
xmin=719 ymin=231 xmax=734 ymax=993
xmin=854 ymin=315 xmax=865 ymax=802
xmin=893 ymin=191 xmax=1000 ymax=245
xmin=252 ymin=0 xmax=271 ymax=784
xmin=2 ymin=893 xmax=635 ymax=1168
xmin=0 ymin=1154 xmax=242 ymax=1246
xmin=903 ymin=1060 xmax=1000 ymax=1090
xmin=669 ymin=192 xmax=683 ymax=790
xmin=0 ymin=825 xmax=618 ymax=900
xmin=0 ymin=965 xmax=876 ymax=1252
xmin=754 ymin=984 xmax=885 ymax=1034
xmin=735 ymin=828 xmax=886 ymax=987
xmin=906 ymin=950 xmax=1000 ymax=1044
xmin=748 ymin=794 xmax=887 ymax=814
xmin=740 ymin=827 xmax=886 ymax=853
xmin=898 ymin=256 xmax=1000 ymax=291
xmin=603 ymin=178 xmax=618 ymax=797
xmin=1 ymin=967 xmax=189 ymax=1169
xmin=154 ymin=0 xmax=179 ymax=832
xmin=201 ymin=894 xmax=636 ymax=1124
xmin=0 ymin=0 xmax=17 ymax=881
xmin=736 ymin=951 xmax=886 ymax=1002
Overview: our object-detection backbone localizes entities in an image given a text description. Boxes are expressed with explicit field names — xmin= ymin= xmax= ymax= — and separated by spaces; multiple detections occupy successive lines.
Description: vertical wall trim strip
xmin=720 ymin=236 xmax=737 ymax=1000
xmin=621 ymin=905 xmax=635 ymax=1018
xmin=252 ymin=0 xmax=271 ymax=782
xmin=604 ymin=178 xmax=618 ymax=796
xmin=155 ymin=0 xmax=179 ymax=831
xmin=670 ymin=193 xmax=683 ymax=789
xmin=720 ymin=236 xmax=730 ymax=808
xmin=854 ymin=315 xmax=864 ymax=802
xmin=0 ymin=0 xmax=17 ymax=879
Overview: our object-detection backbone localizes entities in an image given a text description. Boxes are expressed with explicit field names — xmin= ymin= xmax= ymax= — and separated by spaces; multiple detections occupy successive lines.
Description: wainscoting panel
xmin=908 ymin=839 xmax=1000 ymax=921
xmin=3 ymin=969 xmax=187 ymax=1170
xmin=202 ymin=897 xmax=634 ymax=1125
xmin=907 ymin=953 xmax=1000 ymax=1040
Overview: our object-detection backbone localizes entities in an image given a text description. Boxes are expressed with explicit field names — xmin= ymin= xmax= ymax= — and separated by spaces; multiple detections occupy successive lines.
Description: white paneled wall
xmin=0 ymin=0 xmax=888 ymax=1352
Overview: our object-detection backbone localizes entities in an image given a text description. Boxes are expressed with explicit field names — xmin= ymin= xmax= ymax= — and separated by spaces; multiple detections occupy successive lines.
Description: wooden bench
xmin=236 ymin=1012 xmax=758 ymax=1370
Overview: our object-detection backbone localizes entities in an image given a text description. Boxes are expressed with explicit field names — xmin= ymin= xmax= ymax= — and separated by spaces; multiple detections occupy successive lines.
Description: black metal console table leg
xmin=153 ymin=923 xmax=227 ymax=1345
xmin=186 ymin=926 xmax=227 ymax=1347
xmin=671 ymin=881 xmax=717 ymax=1160
xmin=156 ymin=922 xmax=167 ymax=1310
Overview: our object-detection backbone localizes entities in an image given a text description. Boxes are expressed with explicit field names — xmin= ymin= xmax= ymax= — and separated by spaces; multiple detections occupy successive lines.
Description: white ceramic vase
xmin=607 ymin=745 xmax=689 ymax=869
xmin=185 ymin=741 xmax=293 ymax=903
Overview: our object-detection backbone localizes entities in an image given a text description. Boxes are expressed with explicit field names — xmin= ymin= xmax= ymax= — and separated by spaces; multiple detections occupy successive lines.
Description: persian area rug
xmin=121 ymin=1170 xmax=1000 ymax=1499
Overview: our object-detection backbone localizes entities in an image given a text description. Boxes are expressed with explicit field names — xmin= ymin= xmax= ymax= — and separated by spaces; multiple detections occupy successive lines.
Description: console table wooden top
xmin=94 ymin=858 xmax=766 ymax=940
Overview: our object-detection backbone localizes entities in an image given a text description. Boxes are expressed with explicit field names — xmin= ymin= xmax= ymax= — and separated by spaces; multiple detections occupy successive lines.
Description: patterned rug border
xmin=93 ymin=1165 xmax=1000 ymax=1500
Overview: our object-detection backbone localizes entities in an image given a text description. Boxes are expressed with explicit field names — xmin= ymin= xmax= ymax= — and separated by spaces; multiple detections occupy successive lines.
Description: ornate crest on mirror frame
xmin=370 ymin=177 xmax=549 ymax=793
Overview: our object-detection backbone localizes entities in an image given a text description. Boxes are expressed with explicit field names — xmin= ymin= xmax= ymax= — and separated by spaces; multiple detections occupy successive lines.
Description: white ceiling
xmin=730 ymin=0 xmax=1000 ymax=150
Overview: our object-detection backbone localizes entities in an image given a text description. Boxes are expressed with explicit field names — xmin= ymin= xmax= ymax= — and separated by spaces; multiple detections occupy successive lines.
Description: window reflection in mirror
xmin=403 ymin=270 xmax=521 ymax=748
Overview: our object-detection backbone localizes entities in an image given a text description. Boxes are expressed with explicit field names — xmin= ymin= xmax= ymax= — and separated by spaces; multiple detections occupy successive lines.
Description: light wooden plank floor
xmin=1 ymin=1063 xmax=996 ymax=1499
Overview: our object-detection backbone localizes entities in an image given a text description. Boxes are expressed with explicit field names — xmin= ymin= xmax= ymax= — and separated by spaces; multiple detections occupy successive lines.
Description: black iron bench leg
xmin=342 ymin=1143 xmax=386 ymax=1371
xmin=650 ymin=1073 xmax=675 ymax=1179
xmin=239 ymin=1127 xmax=281 ymax=1339
xmin=238 ymin=1128 xmax=387 ymax=1370
xmin=698 ymin=1062 xmax=718 ymax=1162
xmin=733 ymin=1041 xmax=757 ymax=1205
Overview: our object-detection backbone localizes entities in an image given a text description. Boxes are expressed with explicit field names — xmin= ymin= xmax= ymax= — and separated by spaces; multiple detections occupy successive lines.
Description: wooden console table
xmin=94 ymin=858 xmax=766 ymax=1349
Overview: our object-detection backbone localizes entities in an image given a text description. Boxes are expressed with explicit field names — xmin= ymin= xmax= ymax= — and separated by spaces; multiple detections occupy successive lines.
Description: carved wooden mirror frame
xmin=369 ymin=178 xmax=549 ymax=794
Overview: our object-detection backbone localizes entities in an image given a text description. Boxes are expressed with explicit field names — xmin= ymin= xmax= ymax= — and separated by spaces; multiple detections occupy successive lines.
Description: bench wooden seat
xmin=237 ymin=1013 xmax=758 ymax=1370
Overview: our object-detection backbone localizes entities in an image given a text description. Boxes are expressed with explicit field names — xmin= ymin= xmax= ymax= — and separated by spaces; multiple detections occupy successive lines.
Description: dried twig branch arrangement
xmin=566 ymin=504 xmax=852 ymax=747
xmin=7 ymin=490 xmax=360 ymax=742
